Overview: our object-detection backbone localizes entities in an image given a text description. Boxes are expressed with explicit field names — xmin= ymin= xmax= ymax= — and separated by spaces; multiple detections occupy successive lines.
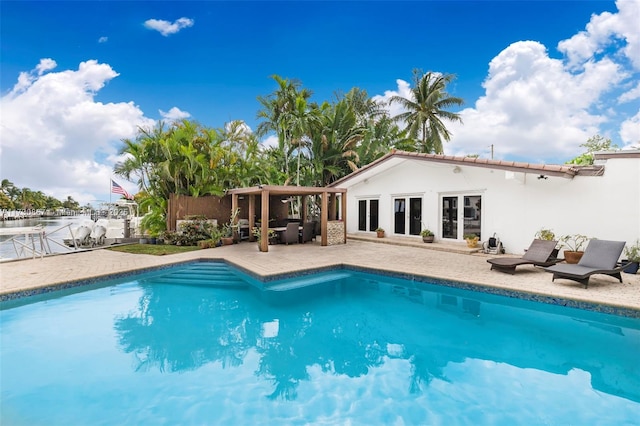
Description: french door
xmin=441 ymin=194 xmax=482 ymax=240
xmin=393 ymin=196 xmax=422 ymax=236
xmin=358 ymin=199 xmax=379 ymax=232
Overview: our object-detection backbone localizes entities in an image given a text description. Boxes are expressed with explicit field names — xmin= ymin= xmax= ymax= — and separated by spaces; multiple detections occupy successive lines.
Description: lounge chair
xmin=544 ymin=239 xmax=629 ymax=288
xmin=487 ymin=239 xmax=560 ymax=274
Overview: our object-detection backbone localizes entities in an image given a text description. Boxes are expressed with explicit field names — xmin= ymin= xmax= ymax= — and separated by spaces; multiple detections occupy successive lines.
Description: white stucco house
xmin=330 ymin=149 xmax=640 ymax=255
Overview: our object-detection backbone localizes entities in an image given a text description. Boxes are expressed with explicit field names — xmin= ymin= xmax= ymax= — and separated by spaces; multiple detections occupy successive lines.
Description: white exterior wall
xmin=342 ymin=156 xmax=640 ymax=255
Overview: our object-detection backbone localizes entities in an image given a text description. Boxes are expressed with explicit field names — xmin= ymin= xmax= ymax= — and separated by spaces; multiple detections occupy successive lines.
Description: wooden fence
xmin=166 ymin=194 xmax=289 ymax=231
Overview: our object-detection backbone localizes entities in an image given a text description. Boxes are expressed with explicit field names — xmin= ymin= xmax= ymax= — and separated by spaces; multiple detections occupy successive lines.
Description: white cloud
xmin=372 ymin=78 xmax=412 ymax=119
xmin=35 ymin=58 xmax=56 ymax=75
xmin=144 ymin=17 xmax=194 ymax=37
xmin=619 ymin=82 xmax=640 ymax=103
xmin=261 ymin=135 xmax=279 ymax=149
xmin=558 ymin=0 xmax=640 ymax=70
xmin=619 ymin=110 xmax=640 ymax=146
xmin=159 ymin=107 xmax=191 ymax=122
xmin=98 ymin=36 xmax=108 ymax=43
xmin=0 ymin=60 xmax=154 ymax=204
xmin=445 ymin=40 xmax=627 ymax=162
xmin=376 ymin=0 xmax=638 ymax=164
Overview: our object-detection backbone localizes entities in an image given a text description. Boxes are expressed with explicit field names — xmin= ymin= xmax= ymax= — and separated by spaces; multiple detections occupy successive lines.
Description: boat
xmin=64 ymin=200 xmax=143 ymax=247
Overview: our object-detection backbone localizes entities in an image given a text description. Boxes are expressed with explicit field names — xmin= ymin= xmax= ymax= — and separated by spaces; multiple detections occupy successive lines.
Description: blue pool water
xmin=1 ymin=262 xmax=639 ymax=425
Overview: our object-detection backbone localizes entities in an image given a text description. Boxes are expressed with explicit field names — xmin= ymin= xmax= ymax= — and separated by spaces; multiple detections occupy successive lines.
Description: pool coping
xmin=2 ymin=257 xmax=639 ymax=319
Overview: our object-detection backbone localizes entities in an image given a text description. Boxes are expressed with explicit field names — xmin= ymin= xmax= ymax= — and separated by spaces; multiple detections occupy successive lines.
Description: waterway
xmin=0 ymin=216 xmax=89 ymax=260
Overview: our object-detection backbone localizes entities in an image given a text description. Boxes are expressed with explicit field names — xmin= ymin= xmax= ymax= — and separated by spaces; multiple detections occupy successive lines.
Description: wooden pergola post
xmin=321 ymin=191 xmax=328 ymax=246
xmin=341 ymin=193 xmax=347 ymax=243
xmin=248 ymin=194 xmax=255 ymax=241
xmin=302 ymin=196 xmax=308 ymax=223
xmin=260 ymin=190 xmax=269 ymax=252
xmin=231 ymin=193 xmax=239 ymax=241
xmin=226 ymin=185 xmax=347 ymax=251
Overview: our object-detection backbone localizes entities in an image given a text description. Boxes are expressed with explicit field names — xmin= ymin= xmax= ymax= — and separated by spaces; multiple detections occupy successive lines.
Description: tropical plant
xmin=623 ymin=240 xmax=640 ymax=262
xmin=535 ymin=228 xmax=556 ymax=241
xmin=221 ymin=208 xmax=240 ymax=238
xmin=256 ymin=75 xmax=312 ymax=182
xmin=307 ymin=99 xmax=364 ymax=186
xmin=566 ymin=135 xmax=618 ymax=165
xmin=0 ymin=192 xmax=13 ymax=209
xmin=252 ymin=227 xmax=276 ymax=245
xmin=420 ymin=229 xmax=434 ymax=237
xmin=559 ymin=234 xmax=589 ymax=252
xmin=161 ymin=215 xmax=217 ymax=246
xmin=390 ymin=69 xmax=464 ymax=154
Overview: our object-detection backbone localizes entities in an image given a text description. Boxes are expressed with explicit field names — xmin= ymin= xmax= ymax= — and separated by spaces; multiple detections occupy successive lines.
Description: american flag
xmin=111 ymin=180 xmax=133 ymax=199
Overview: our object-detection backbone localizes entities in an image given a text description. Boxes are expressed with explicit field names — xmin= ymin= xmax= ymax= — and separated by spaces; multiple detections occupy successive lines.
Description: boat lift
xmin=0 ymin=223 xmax=80 ymax=261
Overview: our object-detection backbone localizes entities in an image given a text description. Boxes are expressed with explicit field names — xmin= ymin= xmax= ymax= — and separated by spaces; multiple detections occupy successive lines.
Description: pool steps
xmin=265 ymin=272 xmax=352 ymax=292
xmin=152 ymin=263 xmax=248 ymax=288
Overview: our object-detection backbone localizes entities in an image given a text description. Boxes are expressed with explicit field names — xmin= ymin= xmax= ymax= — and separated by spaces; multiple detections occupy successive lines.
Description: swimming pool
xmin=1 ymin=262 xmax=639 ymax=424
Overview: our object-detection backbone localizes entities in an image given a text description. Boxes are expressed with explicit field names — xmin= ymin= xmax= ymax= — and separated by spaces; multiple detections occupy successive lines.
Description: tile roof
xmin=329 ymin=149 xmax=605 ymax=187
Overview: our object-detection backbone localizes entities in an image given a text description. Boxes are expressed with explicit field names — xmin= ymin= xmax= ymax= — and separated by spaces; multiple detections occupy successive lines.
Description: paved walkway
xmin=1 ymin=237 xmax=639 ymax=312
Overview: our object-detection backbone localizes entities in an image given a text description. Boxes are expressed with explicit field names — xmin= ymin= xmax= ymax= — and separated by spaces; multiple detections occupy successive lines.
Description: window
xmin=441 ymin=194 xmax=482 ymax=240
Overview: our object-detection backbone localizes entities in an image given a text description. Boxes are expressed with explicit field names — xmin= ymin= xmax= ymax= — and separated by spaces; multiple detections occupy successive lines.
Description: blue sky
xmin=1 ymin=0 xmax=639 ymax=205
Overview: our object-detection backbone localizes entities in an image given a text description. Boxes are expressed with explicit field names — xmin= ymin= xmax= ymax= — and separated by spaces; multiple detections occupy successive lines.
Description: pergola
xmin=227 ymin=185 xmax=347 ymax=252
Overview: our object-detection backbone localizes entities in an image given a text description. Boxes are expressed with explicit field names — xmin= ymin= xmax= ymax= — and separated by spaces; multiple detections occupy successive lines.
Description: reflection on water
xmin=3 ymin=267 xmax=639 ymax=424
xmin=113 ymin=271 xmax=640 ymax=404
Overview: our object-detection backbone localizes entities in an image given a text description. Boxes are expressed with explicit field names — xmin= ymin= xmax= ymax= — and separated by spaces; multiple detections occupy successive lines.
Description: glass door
xmin=369 ymin=200 xmax=379 ymax=232
xmin=358 ymin=199 xmax=379 ymax=232
xmin=442 ymin=196 xmax=458 ymax=239
xmin=394 ymin=198 xmax=406 ymax=235
xmin=394 ymin=197 xmax=422 ymax=236
xmin=409 ymin=197 xmax=422 ymax=236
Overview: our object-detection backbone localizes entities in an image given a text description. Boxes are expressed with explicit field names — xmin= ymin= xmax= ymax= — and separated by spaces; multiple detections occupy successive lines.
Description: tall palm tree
xmin=358 ymin=114 xmax=412 ymax=165
xmin=256 ymin=75 xmax=312 ymax=181
xmin=390 ymin=70 xmax=464 ymax=154
xmin=0 ymin=179 xmax=15 ymax=196
xmin=307 ymin=100 xmax=364 ymax=186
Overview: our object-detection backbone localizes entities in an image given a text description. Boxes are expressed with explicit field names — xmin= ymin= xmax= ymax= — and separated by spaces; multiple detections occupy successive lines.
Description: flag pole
xmin=109 ymin=177 xmax=112 ymax=204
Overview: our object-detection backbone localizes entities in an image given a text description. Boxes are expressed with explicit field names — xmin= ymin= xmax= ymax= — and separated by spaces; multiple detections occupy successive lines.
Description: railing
xmin=0 ymin=223 xmax=79 ymax=261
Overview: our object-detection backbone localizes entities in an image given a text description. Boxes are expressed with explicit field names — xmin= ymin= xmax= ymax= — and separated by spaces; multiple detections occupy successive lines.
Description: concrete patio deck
xmin=1 ymin=236 xmax=639 ymax=314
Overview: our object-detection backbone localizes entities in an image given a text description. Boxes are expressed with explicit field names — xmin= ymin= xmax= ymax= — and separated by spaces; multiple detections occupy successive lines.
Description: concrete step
xmin=266 ymin=272 xmax=352 ymax=292
xmin=154 ymin=276 xmax=247 ymax=288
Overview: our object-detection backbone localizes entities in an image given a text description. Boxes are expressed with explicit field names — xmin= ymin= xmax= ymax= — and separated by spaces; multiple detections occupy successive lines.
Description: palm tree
xmin=256 ymin=75 xmax=312 ymax=182
xmin=390 ymin=70 xmax=464 ymax=154
xmin=307 ymin=100 xmax=364 ymax=186
xmin=358 ymin=114 xmax=411 ymax=165
xmin=0 ymin=179 xmax=15 ymax=196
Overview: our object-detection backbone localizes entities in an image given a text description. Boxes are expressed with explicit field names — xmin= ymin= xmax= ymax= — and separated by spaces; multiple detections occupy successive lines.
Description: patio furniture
xmin=544 ymin=239 xmax=629 ymax=288
xmin=487 ymin=239 xmax=560 ymax=274
xmin=238 ymin=219 xmax=250 ymax=240
xmin=281 ymin=222 xmax=300 ymax=245
xmin=299 ymin=222 xmax=314 ymax=243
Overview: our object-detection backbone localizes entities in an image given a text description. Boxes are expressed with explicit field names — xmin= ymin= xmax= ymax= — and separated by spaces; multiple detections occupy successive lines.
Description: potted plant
xmin=534 ymin=228 xmax=559 ymax=259
xmin=420 ymin=229 xmax=434 ymax=243
xmin=535 ymin=228 xmax=555 ymax=241
xmin=375 ymin=227 xmax=385 ymax=238
xmin=220 ymin=223 xmax=234 ymax=245
xmin=622 ymin=239 xmax=640 ymax=274
xmin=220 ymin=208 xmax=240 ymax=245
xmin=252 ymin=227 xmax=276 ymax=251
xmin=464 ymin=233 xmax=479 ymax=248
xmin=559 ymin=234 xmax=589 ymax=264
